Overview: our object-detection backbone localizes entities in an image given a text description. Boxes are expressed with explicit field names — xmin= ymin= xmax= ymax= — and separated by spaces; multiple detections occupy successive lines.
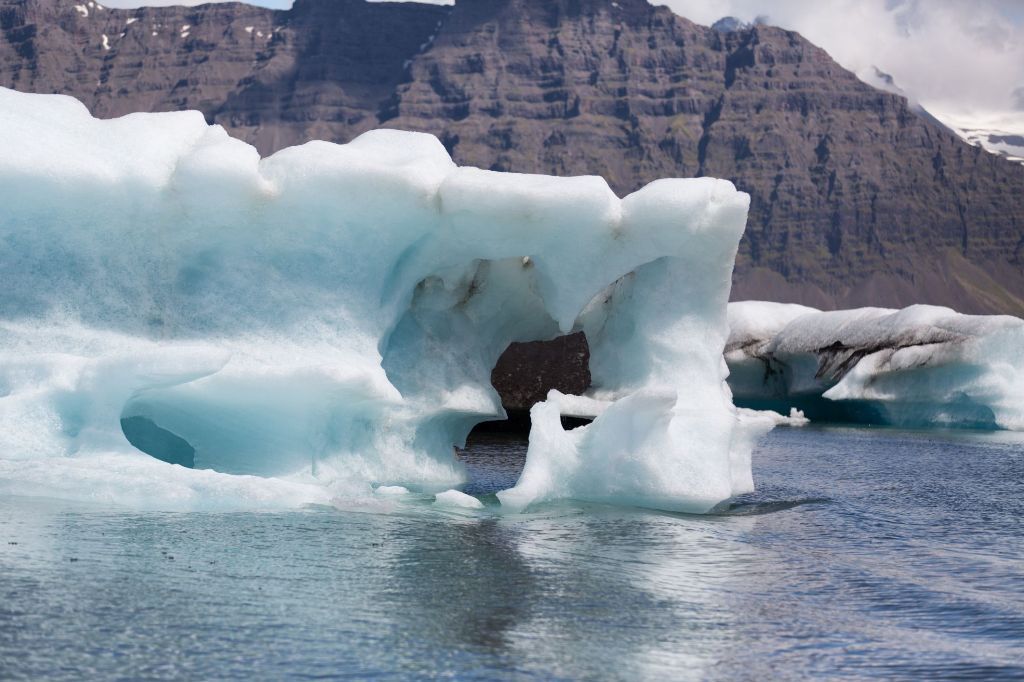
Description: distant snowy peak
xmin=858 ymin=66 xmax=1023 ymax=166
xmin=949 ymin=126 xmax=1024 ymax=165
xmin=710 ymin=15 xmax=768 ymax=33
xmin=710 ymin=16 xmax=749 ymax=33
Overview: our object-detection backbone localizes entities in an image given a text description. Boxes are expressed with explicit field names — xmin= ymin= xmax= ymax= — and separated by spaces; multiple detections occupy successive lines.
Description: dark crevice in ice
xmin=121 ymin=416 xmax=196 ymax=468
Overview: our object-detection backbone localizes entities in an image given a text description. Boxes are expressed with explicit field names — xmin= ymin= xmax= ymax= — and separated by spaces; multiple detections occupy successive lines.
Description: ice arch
xmin=0 ymin=88 xmax=770 ymax=512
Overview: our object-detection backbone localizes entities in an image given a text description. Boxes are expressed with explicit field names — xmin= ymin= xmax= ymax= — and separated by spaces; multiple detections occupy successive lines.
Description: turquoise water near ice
xmin=2 ymin=426 xmax=1023 ymax=680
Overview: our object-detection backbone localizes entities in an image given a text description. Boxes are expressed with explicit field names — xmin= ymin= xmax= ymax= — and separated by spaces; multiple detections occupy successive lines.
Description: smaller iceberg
xmin=434 ymin=490 xmax=484 ymax=510
xmin=727 ymin=301 xmax=1024 ymax=429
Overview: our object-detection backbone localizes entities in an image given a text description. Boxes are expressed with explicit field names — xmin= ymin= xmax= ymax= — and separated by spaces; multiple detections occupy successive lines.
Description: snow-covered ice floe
xmin=727 ymin=301 xmax=1024 ymax=430
xmin=735 ymin=407 xmax=809 ymax=427
xmin=0 ymin=87 xmax=767 ymax=513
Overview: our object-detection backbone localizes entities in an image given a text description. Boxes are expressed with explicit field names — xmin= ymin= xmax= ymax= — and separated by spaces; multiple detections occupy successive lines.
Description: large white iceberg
xmin=0 ymin=87 xmax=765 ymax=512
xmin=727 ymin=301 xmax=1024 ymax=429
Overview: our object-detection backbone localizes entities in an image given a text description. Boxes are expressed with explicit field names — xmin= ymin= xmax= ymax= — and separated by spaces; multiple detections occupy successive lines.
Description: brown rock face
xmin=2 ymin=0 xmax=1023 ymax=415
xmin=490 ymin=332 xmax=590 ymax=415
xmin=0 ymin=0 xmax=448 ymax=150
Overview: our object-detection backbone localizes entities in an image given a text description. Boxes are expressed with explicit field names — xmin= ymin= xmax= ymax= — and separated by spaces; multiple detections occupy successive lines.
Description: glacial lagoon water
xmin=2 ymin=425 xmax=1023 ymax=680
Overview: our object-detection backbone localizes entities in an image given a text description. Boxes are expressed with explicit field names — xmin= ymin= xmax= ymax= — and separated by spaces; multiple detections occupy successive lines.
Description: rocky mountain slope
xmin=1 ymin=0 xmax=1022 ymax=318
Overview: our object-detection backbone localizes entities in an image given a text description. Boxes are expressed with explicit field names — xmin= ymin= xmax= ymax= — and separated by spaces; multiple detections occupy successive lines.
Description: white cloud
xmin=657 ymin=0 xmax=1024 ymax=125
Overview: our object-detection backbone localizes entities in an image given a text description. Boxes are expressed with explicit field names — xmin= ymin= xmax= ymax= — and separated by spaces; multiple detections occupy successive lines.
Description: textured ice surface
xmin=0 ymin=88 xmax=758 ymax=512
xmin=735 ymin=407 xmax=809 ymax=427
xmin=433 ymin=489 xmax=484 ymax=510
xmin=727 ymin=301 xmax=1024 ymax=429
xmin=374 ymin=485 xmax=410 ymax=496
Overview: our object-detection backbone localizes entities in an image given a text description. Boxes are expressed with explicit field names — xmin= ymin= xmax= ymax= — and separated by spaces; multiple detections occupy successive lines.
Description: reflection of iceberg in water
xmin=363 ymin=501 xmax=763 ymax=678
xmin=493 ymin=508 xmax=762 ymax=677
xmin=0 ymin=87 xmax=768 ymax=512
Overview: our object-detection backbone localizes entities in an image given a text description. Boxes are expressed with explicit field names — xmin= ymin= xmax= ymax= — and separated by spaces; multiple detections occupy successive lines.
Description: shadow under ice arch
xmin=0 ymin=87 xmax=771 ymax=512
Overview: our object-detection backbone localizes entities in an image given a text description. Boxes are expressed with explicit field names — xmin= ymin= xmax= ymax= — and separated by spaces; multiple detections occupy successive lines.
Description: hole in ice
xmin=456 ymin=431 xmax=528 ymax=496
xmin=121 ymin=416 xmax=196 ymax=468
xmin=485 ymin=331 xmax=592 ymax=433
xmin=380 ymin=255 xmax=599 ymax=462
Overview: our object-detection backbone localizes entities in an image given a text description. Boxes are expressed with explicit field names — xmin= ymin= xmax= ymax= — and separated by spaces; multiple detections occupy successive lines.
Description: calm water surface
xmin=2 ymin=426 xmax=1023 ymax=680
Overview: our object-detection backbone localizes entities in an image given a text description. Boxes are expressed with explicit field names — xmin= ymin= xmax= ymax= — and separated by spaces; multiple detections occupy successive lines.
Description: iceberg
xmin=0 ymin=88 xmax=763 ymax=512
xmin=434 ymin=489 xmax=484 ymax=510
xmin=727 ymin=301 xmax=1024 ymax=429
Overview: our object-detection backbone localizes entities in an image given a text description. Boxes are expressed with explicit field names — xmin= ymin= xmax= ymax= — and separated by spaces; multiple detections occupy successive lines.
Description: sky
xmin=100 ymin=0 xmax=1024 ymax=131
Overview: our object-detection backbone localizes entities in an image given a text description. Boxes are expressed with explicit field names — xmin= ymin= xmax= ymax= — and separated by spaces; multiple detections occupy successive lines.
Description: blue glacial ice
xmin=0 ymin=87 xmax=770 ymax=512
xmin=727 ymin=301 xmax=1024 ymax=429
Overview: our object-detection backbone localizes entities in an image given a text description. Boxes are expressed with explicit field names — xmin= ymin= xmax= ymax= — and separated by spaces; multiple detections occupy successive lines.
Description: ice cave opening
xmin=121 ymin=416 xmax=196 ymax=469
xmin=486 ymin=332 xmax=593 ymax=433
xmin=119 ymin=334 xmax=595 ymax=472
xmin=119 ymin=255 xmax=601 ymax=473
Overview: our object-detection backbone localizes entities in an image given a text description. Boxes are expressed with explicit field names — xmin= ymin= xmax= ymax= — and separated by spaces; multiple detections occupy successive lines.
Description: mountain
xmin=1 ymin=0 xmax=1023 ymax=320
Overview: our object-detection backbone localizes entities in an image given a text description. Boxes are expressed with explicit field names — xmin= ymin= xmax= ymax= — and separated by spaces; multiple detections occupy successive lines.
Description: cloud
xmin=656 ymin=0 xmax=1024 ymax=124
